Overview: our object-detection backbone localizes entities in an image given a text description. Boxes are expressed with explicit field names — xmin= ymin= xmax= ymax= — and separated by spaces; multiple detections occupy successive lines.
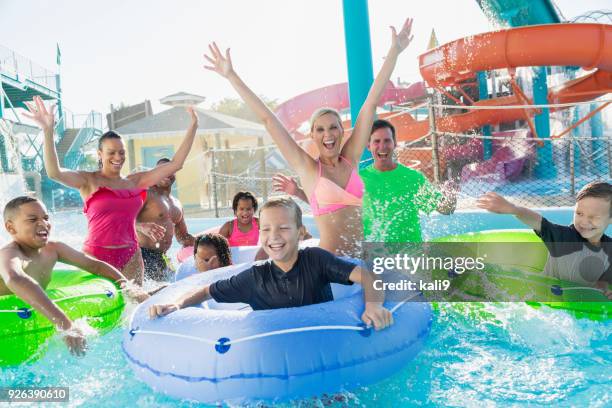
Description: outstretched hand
xmin=138 ymin=222 xmax=166 ymax=243
xmin=23 ymin=95 xmax=56 ymax=132
xmin=476 ymin=192 xmax=516 ymax=214
xmin=390 ymin=18 xmax=414 ymax=55
xmin=120 ymin=280 xmax=151 ymax=303
xmin=272 ymin=173 xmax=300 ymax=196
xmin=595 ymin=281 xmax=612 ymax=300
xmin=186 ymin=106 xmax=199 ymax=127
xmin=61 ymin=324 xmax=87 ymax=357
xmin=204 ymin=42 xmax=234 ymax=78
xmin=149 ymin=303 xmax=180 ymax=319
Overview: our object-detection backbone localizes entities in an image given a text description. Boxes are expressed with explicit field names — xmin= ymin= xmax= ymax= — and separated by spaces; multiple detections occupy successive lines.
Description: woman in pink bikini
xmin=204 ymin=18 xmax=413 ymax=256
xmin=219 ymin=191 xmax=259 ymax=247
xmin=25 ymin=96 xmax=198 ymax=284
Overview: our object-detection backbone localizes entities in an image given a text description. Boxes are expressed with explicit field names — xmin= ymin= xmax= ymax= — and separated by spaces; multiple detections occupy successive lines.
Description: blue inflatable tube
xmin=123 ymin=262 xmax=432 ymax=404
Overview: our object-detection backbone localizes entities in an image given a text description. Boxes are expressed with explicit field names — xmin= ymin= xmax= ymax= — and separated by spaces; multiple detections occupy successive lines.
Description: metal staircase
xmin=61 ymin=111 xmax=104 ymax=170
xmin=1 ymin=43 xmax=104 ymax=208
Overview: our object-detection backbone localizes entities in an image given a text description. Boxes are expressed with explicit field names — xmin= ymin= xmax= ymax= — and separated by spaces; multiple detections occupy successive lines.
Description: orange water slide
xmin=389 ymin=23 xmax=612 ymax=143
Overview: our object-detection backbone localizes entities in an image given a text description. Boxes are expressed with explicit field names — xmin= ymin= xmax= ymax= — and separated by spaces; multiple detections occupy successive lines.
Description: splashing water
xmin=1 ymin=212 xmax=610 ymax=407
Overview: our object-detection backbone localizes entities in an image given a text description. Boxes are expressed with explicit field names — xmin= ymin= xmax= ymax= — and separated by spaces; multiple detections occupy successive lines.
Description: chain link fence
xmin=395 ymin=131 xmax=611 ymax=209
xmin=201 ymin=99 xmax=610 ymax=214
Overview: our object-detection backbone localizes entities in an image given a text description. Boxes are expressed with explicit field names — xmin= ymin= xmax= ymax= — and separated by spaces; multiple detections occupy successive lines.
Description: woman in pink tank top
xmin=204 ymin=18 xmax=414 ymax=256
xmin=26 ymin=97 xmax=199 ymax=284
xmin=219 ymin=192 xmax=259 ymax=247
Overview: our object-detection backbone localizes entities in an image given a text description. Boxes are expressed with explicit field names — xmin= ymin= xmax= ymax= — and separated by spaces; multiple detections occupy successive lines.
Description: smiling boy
xmin=0 ymin=196 xmax=148 ymax=355
xmin=477 ymin=181 xmax=612 ymax=296
xmin=150 ymin=197 xmax=393 ymax=329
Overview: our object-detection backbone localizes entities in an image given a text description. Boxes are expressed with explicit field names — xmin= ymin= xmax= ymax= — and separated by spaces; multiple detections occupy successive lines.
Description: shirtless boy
xmin=0 ymin=196 xmax=147 ymax=356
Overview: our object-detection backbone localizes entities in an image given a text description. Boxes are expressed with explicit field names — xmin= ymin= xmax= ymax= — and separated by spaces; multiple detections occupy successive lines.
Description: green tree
xmin=210 ymin=96 xmax=278 ymax=123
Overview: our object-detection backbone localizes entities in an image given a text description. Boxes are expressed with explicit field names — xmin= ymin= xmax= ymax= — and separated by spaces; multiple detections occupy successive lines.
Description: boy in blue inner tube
xmin=149 ymin=197 xmax=393 ymax=330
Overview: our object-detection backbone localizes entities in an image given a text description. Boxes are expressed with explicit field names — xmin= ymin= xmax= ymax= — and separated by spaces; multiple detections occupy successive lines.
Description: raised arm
xmin=0 ymin=254 xmax=86 ymax=355
xmin=24 ymin=96 xmax=87 ymax=190
xmin=204 ymin=43 xmax=313 ymax=174
xmin=349 ymin=266 xmax=393 ymax=330
xmin=272 ymin=173 xmax=309 ymax=203
xmin=477 ymin=192 xmax=543 ymax=231
xmin=131 ymin=107 xmax=198 ymax=188
xmin=342 ymin=18 xmax=414 ymax=163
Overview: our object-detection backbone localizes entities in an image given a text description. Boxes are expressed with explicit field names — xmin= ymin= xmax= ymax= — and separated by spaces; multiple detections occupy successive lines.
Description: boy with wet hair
xmin=0 ymin=196 xmax=148 ymax=356
xmin=477 ymin=181 xmax=612 ymax=297
xmin=150 ymin=197 xmax=393 ymax=330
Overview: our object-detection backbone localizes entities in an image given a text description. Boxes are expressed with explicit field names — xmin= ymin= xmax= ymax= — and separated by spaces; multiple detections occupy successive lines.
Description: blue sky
xmin=0 ymin=0 xmax=609 ymax=118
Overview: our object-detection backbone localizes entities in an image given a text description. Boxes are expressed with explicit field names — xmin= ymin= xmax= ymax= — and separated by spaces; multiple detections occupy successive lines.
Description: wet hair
xmin=3 ymin=196 xmax=41 ymax=222
xmin=309 ymin=107 xmax=343 ymax=133
xmin=576 ymin=181 xmax=612 ymax=216
xmin=371 ymin=119 xmax=397 ymax=144
xmin=98 ymin=131 xmax=122 ymax=150
xmin=232 ymin=191 xmax=258 ymax=213
xmin=193 ymin=233 xmax=232 ymax=267
xmin=156 ymin=157 xmax=171 ymax=165
xmin=259 ymin=197 xmax=303 ymax=228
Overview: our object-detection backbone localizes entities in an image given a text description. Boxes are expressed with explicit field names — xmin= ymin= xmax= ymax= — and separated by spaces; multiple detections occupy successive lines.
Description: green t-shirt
xmin=360 ymin=163 xmax=442 ymax=242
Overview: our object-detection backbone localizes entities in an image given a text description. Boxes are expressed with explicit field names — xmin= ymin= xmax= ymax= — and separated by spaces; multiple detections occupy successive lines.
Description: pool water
xmin=1 ymin=210 xmax=611 ymax=407
xmin=2 ymin=302 xmax=609 ymax=407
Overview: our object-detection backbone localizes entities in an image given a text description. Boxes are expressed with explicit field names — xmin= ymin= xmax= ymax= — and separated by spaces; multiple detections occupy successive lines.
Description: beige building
xmin=116 ymin=92 xmax=269 ymax=209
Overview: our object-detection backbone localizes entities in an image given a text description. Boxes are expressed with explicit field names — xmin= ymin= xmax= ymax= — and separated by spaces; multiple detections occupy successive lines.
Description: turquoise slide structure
xmin=341 ymin=0 xmax=565 ymax=173
xmin=342 ymin=0 xmax=374 ymax=168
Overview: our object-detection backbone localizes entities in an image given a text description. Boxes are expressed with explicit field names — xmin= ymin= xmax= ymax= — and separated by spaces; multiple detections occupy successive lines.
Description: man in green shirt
xmin=272 ymin=119 xmax=456 ymax=242
xmin=361 ymin=119 xmax=456 ymax=242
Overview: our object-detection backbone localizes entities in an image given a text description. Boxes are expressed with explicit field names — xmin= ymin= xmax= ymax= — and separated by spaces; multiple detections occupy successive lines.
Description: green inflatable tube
xmin=0 ymin=269 xmax=125 ymax=366
xmin=431 ymin=229 xmax=610 ymax=321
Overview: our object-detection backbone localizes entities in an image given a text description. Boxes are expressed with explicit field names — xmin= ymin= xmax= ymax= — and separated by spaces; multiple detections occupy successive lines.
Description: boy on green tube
xmin=0 ymin=196 xmax=148 ymax=356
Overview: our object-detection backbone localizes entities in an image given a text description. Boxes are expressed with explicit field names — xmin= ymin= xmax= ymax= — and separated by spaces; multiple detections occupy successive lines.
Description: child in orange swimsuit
xmin=219 ymin=192 xmax=259 ymax=247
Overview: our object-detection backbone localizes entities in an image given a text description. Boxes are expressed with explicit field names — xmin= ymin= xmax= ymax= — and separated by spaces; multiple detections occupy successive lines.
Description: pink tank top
xmin=83 ymin=187 xmax=147 ymax=247
xmin=227 ymin=218 xmax=259 ymax=247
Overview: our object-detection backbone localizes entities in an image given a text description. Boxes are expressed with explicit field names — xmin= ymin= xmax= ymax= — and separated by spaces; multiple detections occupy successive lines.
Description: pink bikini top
xmin=83 ymin=186 xmax=147 ymax=247
xmin=309 ymin=156 xmax=364 ymax=216
xmin=228 ymin=218 xmax=259 ymax=247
